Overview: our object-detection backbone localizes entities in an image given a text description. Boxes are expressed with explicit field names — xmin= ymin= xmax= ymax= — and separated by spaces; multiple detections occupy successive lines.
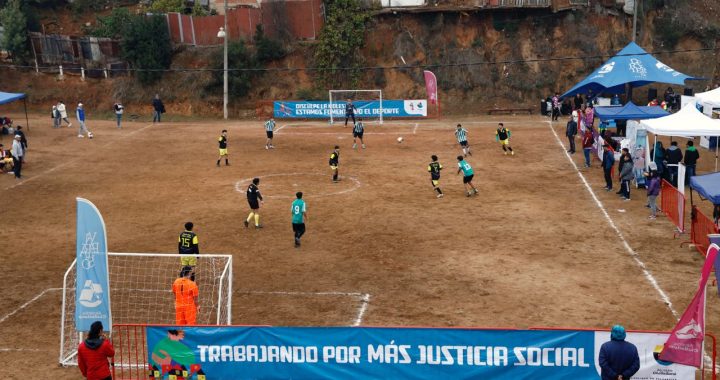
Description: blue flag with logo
xmin=75 ymin=198 xmax=112 ymax=332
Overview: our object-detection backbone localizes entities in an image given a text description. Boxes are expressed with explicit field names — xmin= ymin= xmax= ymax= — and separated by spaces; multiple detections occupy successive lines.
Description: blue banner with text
xmin=273 ymin=100 xmax=428 ymax=118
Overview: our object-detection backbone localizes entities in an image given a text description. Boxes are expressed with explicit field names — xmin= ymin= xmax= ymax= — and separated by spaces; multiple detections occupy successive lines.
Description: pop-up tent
xmin=696 ymin=87 xmax=720 ymax=108
xmin=641 ymin=105 xmax=720 ymax=169
xmin=690 ymin=172 xmax=720 ymax=205
xmin=0 ymin=91 xmax=29 ymax=131
xmin=562 ymin=42 xmax=699 ymax=98
xmin=595 ymin=101 xmax=669 ymax=121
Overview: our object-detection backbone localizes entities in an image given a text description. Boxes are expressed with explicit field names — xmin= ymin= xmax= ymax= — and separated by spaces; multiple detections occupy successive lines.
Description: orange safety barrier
xmin=691 ymin=205 xmax=720 ymax=257
xmin=661 ymin=179 xmax=686 ymax=232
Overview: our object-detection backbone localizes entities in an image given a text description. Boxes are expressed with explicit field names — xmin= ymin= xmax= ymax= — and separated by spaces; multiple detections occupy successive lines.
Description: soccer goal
xmin=329 ymin=89 xmax=384 ymax=125
xmin=59 ymin=252 xmax=232 ymax=366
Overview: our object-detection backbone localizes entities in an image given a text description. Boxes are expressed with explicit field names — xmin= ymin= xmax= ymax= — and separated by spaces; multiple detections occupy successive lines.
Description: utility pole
xmin=632 ymin=0 xmax=639 ymax=42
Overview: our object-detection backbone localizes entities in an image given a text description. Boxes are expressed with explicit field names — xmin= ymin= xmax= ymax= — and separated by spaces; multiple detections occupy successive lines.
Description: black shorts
xmin=459 ymin=141 xmax=468 ymax=147
xmin=353 ymin=131 xmax=363 ymax=138
xmin=248 ymin=199 xmax=260 ymax=210
xmin=292 ymin=223 xmax=305 ymax=233
xmin=463 ymin=174 xmax=474 ymax=184
xmin=266 ymin=131 xmax=273 ymax=139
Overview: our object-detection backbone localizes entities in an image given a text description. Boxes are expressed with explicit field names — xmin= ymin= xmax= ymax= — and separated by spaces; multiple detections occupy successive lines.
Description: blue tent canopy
xmin=690 ymin=173 xmax=720 ymax=205
xmin=0 ymin=92 xmax=25 ymax=105
xmin=595 ymin=101 xmax=670 ymax=121
xmin=562 ymin=42 xmax=699 ymax=98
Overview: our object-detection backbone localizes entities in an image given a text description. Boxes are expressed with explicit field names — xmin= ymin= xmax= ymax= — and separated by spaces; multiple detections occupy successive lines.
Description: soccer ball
xmin=87 ymin=132 xmax=93 ymax=139
xmin=397 ymin=137 xmax=403 ymax=143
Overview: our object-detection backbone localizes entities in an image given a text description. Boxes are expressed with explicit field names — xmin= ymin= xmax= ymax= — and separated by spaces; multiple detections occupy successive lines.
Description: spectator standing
xmin=551 ymin=92 xmax=561 ymax=121
xmin=76 ymin=103 xmax=91 ymax=138
xmin=602 ymin=145 xmax=615 ymax=191
xmin=651 ymin=141 xmax=666 ymax=178
xmin=113 ymin=101 xmax=124 ymax=129
xmin=565 ymin=114 xmax=577 ymax=154
xmin=619 ymin=148 xmax=633 ymax=201
xmin=152 ymin=94 xmax=165 ymax=124
xmin=11 ymin=134 xmax=23 ymax=179
xmin=52 ymin=105 xmax=60 ymax=128
xmin=14 ymin=126 xmax=27 ymax=153
xmin=582 ymin=129 xmax=594 ymax=167
xmin=646 ymin=162 xmax=661 ymax=220
xmin=57 ymin=101 xmax=72 ymax=128
xmin=585 ymin=103 xmax=595 ymax=130
xmin=666 ymin=141 xmax=683 ymax=187
xmin=598 ymin=325 xmax=640 ymax=380
xmin=573 ymin=94 xmax=584 ymax=110
xmin=684 ymin=140 xmax=700 ymax=185
xmin=77 ymin=321 xmax=115 ymax=380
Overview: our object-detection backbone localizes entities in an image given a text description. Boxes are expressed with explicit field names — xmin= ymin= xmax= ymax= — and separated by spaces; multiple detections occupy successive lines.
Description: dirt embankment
xmin=2 ymin=3 xmax=718 ymax=118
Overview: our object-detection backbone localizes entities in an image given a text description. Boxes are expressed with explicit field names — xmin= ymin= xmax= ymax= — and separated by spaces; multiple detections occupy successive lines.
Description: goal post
xmin=329 ymin=89 xmax=383 ymax=125
xmin=59 ymin=252 xmax=232 ymax=366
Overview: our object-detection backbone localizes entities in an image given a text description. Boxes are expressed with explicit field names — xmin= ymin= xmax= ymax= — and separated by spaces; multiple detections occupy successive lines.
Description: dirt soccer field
xmin=0 ymin=114 xmax=717 ymax=378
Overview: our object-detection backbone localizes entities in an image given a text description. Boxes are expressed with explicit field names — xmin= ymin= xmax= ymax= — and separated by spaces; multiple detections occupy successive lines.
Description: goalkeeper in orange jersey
xmin=495 ymin=122 xmax=514 ymax=155
xmin=172 ymin=266 xmax=199 ymax=325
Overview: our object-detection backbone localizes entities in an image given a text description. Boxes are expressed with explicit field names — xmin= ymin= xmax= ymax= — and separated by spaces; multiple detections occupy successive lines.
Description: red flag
xmin=659 ymin=244 xmax=718 ymax=367
xmin=423 ymin=70 xmax=438 ymax=105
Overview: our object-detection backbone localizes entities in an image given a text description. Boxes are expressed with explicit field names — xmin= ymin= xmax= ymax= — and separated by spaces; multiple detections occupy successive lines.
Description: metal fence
xmin=29 ymin=32 xmax=126 ymax=75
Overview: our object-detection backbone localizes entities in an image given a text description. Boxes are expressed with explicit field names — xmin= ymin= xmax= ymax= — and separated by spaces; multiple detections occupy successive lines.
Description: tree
xmin=253 ymin=25 xmax=285 ymax=63
xmin=0 ymin=0 xmax=28 ymax=62
xmin=120 ymin=15 xmax=172 ymax=85
xmin=148 ymin=0 xmax=184 ymax=13
xmin=90 ymin=8 xmax=134 ymax=38
xmin=313 ymin=0 xmax=368 ymax=87
xmin=208 ymin=41 xmax=256 ymax=99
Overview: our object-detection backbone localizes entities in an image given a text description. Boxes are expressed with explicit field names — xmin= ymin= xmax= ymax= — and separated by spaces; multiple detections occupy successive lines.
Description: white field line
xmin=238 ymin=290 xmax=371 ymax=326
xmin=234 ymin=173 xmax=362 ymax=198
xmin=413 ymin=123 xmax=419 ymax=135
xmin=546 ymin=121 xmax=678 ymax=317
xmin=0 ymin=348 xmax=45 ymax=352
xmin=0 ymin=288 xmax=62 ymax=325
xmin=4 ymin=123 xmax=155 ymax=191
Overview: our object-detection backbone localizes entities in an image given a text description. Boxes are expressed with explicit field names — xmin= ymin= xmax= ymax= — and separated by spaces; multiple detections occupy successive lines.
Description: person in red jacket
xmin=78 ymin=321 xmax=115 ymax=380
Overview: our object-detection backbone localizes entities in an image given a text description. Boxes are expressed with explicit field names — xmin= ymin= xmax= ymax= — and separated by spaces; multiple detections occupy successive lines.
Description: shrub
xmin=0 ymin=0 xmax=28 ymax=62
xmin=207 ymin=41 xmax=257 ymax=99
xmin=253 ymin=25 xmax=285 ymax=63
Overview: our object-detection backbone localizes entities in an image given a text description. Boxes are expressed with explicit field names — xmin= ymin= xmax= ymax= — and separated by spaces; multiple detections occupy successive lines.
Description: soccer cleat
xmin=648 ymin=215 xmax=656 ymax=220
xmin=255 ymin=224 xmax=263 ymax=229
xmin=295 ymin=238 xmax=300 ymax=247
xmin=437 ymin=193 xmax=444 ymax=198
xmin=504 ymin=151 xmax=508 ymax=155
xmin=68 ymin=123 xmax=73 ymax=128
xmin=473 ymin=189 xmax=479 ymax=195
xmin=270 ymin=145 xmax=275 ymax=149
xmin=466 ymin=192 xmax=472 ymax=197
xmin=352 ymin=143 xmax=357 ymax=149
xmin=243 ymin=220 xmax=249 ymax=228
xmin=511 ymin=151 xmax=515 ymax=156
xmin=362 ymin=144 xmax=366 ymax=149
xmin=265 ymin=145 xmax=269 ymax=150
xmin=78 ymin=134 xmax=84 ymax=138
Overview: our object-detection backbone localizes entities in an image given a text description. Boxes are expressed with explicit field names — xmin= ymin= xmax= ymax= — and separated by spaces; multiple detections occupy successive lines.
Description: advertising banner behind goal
xmin=274 ymin=100 xmax=427 ymax=118
xmin=138 ymin=326 xmax=695 ymax=379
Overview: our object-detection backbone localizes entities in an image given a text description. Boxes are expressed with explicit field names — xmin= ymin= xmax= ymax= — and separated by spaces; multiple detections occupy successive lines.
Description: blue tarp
xmin=595 ymin=101 xmax=670 ymax=121
xmin=690 ymin=172 xmax=720 ymax=205
xmin=0 ymin=91 xmax=25 ymax=105
xmin=562 ymin=42 xmax=699 ymax=98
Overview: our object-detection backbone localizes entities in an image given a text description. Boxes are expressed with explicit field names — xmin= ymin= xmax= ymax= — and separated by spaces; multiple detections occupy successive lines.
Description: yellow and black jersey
xmin=496 ymin=127 xmax=510 ymax=141
xmin=329 ymin=151 xmax=339 ymax=166
xmin=178 ymin=230 xmax=199 ymax=255
xmin=428 ymin=162 xmax=442 ymax=180
xmin=218 ymin=135 xmax=227 ymax=149
xmin=247 ymin=183 xmax=262 ymax=202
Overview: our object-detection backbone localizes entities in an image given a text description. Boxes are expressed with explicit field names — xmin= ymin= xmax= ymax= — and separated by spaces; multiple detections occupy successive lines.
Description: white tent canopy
xmin=696 ymin=87 xmax=720 ymax=107
xmin=641 ymin=105 xmax=720 ymax=137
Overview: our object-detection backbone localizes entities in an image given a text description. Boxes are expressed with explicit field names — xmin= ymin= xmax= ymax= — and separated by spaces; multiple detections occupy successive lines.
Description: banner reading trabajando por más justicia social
xmin=273 ymin=100 xmax=427 ymax=118
xmin=145 ymin=326 xmax=695 ymax=379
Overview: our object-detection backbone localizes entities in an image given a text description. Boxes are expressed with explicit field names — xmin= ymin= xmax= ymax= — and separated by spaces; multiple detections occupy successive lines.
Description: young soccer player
xmin=244 ymin=178 xmax=263 ymax=229
xmin=495 ymin=123 xmax=514 ymax=155
xmin=455 ymin=124 xmax=472 ymax=157
xmin=344 ymin=99 xmax=356 ymax=127
xmin=172 ymin=266 xmax=199 ymax=325
xmin=352 ymin=118 xmax=366 ymax=149
xmin=264 ymin=118 xmax=275 ymax=150
xmin=217 ymin=130 xmax=229 ymax=166
xmin=291 ymin=192 xmax=307 ymax=247
xmin=457 ymin=155 xmax=478 ymax=197
xmin=329 ymin=146 xmax=340 ymax=182
xmin=428 ymin=155 xmax=443 ymax=198
xmin=178 ymin=222 xmax=199 ymax=279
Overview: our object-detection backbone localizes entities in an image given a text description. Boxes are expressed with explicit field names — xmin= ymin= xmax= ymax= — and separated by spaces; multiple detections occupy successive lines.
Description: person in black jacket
xmin=599 ymin=325 xmax=640 ymax=380
xmin=565 ymin=114 xmax=577 ymax=154
xmin=152 ymin=94 xmax=165 ymax=124
xmin=666 ymin=141 xmax=683 ymax=187
xmin=684 ymin=140 xmax=700 ymax=185
xmin=602 ymin=145 xmax=615 ymax=191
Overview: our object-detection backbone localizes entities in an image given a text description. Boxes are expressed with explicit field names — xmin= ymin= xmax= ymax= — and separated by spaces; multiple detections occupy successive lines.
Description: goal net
xmin=59 ymin=253 xmax=232 ymax=366
xmin=329 ymin=89 xmax=384 ymax=125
